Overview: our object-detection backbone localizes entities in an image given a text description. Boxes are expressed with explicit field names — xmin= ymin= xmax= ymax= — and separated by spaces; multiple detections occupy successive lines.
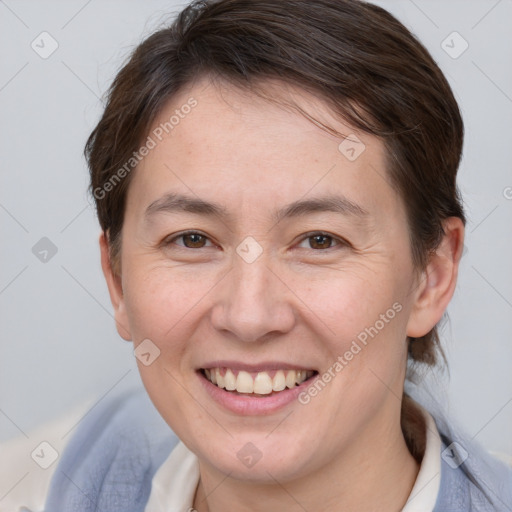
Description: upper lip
xmin=198 ymin=361 xmax=317 ymax=372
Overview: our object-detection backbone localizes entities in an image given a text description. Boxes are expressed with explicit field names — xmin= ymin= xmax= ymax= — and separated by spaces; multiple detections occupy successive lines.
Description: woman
xmin=9 ymin=0 xmax=512 ymax=510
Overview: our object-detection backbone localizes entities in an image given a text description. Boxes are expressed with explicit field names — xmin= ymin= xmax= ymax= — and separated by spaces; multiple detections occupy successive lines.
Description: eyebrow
xmin=144 ymin=192 xmax=369 ymax=224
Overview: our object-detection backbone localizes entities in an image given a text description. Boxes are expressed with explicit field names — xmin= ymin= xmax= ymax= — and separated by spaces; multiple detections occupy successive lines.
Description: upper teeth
xmin=204 ymin=368 xmax=314 ymax=395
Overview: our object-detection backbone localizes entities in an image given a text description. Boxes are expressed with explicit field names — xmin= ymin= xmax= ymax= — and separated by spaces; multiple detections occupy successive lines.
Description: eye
xmin=165 ymin=231 xmax=214 ymax=249
xmin=163 ymin=230 xmax=348 ymax=252
xmin=296 ymin=232 xmax=346 ymax=251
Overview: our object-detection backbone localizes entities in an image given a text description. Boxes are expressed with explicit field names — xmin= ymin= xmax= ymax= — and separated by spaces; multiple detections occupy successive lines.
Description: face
xmin=103 ymin=78 xmax=435 ymax=483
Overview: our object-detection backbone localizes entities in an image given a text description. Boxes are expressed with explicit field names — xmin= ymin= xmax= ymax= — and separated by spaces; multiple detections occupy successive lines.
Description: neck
xmin=193 ymin=411 xmax=421 ymax=512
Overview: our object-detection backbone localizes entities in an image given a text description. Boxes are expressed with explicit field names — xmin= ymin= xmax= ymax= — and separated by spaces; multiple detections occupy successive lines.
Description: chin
xmin=195 ymin=434 xmax=318 ymax=484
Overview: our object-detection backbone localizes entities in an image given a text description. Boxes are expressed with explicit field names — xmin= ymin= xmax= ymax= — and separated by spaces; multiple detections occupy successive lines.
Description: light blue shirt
xmin=43 ymin=388 xmax=512 ymax=511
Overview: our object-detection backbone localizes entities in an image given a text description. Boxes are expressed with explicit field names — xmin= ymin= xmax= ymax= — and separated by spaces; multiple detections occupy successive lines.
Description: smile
xmin=201 ymin=368 xmax=317 ymax=396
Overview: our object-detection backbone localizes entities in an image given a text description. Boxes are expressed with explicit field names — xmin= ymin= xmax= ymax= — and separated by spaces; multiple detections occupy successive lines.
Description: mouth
xmin=199 ymin=367 xmax=318 ymax=397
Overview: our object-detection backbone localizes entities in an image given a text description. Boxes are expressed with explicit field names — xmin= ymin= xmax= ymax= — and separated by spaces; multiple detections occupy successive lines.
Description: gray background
xmin=0 ymin=0 xmax=511 ymax=456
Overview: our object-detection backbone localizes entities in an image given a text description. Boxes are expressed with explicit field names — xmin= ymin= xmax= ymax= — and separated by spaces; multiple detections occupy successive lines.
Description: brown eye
xmin=296 ymin=232 xmax=345 ymax=251
xmin=182 ymin=233 xmax=207 ymax=248
xmin=165 ymin=231 xmax=213 ymax=249
xmin=309 ymin=234 xmax=335 ymax=250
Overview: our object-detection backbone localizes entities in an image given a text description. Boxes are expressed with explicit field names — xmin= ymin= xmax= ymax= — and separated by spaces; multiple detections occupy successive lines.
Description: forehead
xmin=126 ymin=78 xmax=404 ymax=225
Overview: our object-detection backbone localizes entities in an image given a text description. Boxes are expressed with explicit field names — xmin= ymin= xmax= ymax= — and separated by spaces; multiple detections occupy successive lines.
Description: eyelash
xmin=163 ymin=230 xmax=348 ymax=252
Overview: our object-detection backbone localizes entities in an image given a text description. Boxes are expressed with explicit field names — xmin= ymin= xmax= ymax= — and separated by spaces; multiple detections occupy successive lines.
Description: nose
xmin=210 ymin=253 xmax=296 ymax=343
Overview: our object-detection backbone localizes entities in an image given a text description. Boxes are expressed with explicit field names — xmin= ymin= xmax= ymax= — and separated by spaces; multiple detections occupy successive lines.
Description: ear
xmin=406 ymin=217 xmax=465 ymax=338
xmin=99 ymin=231 xmax=132 ymax=341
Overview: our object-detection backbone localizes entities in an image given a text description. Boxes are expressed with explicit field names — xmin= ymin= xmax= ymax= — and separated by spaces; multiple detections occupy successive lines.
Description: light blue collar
xmin=44 ymin=388 xmax=512 ymax=511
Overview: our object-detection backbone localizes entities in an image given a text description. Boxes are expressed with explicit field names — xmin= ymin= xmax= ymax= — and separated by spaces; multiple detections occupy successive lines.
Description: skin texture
xmin=100 ymin=78 xmax=464 ymax=512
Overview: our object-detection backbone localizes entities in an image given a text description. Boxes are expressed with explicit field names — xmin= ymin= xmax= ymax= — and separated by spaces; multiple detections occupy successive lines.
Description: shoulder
xmin=433 ymin=414 xmax=512 ymax=512
xmin=0 ymin=399 xmax=94 ymax=512
xmin=0 ymin=388 xmax=179 ymax=512
xmin=44 ymin=387 xmax=179 ymax=512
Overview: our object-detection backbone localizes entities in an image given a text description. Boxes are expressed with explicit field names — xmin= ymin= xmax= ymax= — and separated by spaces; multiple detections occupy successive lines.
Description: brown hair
xmin=85 ymin=0 xmax=465 ymax=453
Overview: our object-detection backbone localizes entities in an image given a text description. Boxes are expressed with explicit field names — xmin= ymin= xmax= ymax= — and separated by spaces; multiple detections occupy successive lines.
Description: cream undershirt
xmin=145 ymin=408 xmax=442 ymax=512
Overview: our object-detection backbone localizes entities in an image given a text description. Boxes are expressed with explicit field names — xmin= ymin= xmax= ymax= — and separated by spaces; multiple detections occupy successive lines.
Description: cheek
xmin=298 ymin=267 xmax=410 ymax=399
xmin=301 ymin=266 xmax=405 ymax=338
xmin=121 ymin=262 xmax=218 ymax=347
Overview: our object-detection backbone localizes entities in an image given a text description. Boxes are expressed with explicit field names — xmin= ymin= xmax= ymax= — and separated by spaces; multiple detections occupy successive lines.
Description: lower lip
xmin=197 ymin=371 xmax=318 ymax=415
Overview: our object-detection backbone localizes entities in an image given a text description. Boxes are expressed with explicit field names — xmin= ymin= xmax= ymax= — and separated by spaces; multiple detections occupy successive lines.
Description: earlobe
xmin=99 ymin=231 xmax=132 ymax=341
xmin=406 ymin=217 xmax=465 ymax=338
